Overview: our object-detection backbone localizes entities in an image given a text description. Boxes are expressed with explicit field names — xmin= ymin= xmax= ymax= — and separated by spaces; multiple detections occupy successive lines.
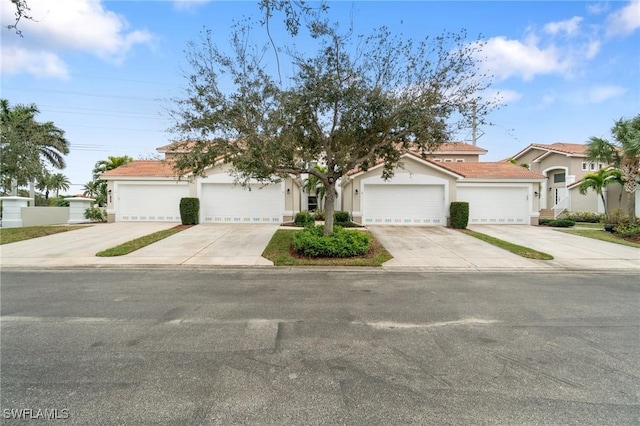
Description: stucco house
xmin=508 ymin=142 xmax=635 ymax=218
xmin=101 ymin=141 xmax=555 ymax=226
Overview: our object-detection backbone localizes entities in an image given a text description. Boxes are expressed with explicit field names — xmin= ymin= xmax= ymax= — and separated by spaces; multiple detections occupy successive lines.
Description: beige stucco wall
xmin=21 ymin=207 xmax=70 ymax=226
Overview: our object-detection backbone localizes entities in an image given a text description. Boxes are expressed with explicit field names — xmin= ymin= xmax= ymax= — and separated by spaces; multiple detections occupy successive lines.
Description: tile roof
xmin=428 ymin=142 xmax=487 ymax=153
xmin=530 ymin=143 xmax=588 ymax=155
xmin=436 ymin=161 xmax=546 ymax=179
xmin=100 ymin=160 xmax=178 ymax=177
xmin=156 ymin=141 xmax=198 ymax=152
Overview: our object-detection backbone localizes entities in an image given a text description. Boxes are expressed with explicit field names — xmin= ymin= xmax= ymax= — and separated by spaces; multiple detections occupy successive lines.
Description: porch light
xmin=354 ymin=189 xmax=359 ymax=195
xmin=286 ymin=188 xmax=291 ymax=195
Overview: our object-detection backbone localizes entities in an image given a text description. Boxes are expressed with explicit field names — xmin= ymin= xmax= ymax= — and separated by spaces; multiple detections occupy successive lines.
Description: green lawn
xmin=557 ymin=229 xmax=640 ymax=248
xmin=96 ymin=226 xmax=188 ymax=256
xmin=460 ymin=229 xmax=554 ymax=260
xmin=0 ymin=225 xmax=91 ymax=245
xmin=262 ymin=229 xmax=393 ymax=266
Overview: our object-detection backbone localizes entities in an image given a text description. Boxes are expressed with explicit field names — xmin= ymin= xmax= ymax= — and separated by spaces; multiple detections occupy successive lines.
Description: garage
xmin=457 ymin=185 xmax=529 ymax=224
xmin=117 ymin=183 xmax=189 ymax=222
xmin=200 ymin=183 xmax=283 ymax=223
xmin=363 ymin=184 xmax=445 ymax=225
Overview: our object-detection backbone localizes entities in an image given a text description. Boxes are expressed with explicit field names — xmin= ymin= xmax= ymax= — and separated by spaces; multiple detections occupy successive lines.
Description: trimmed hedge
xmin=541 ymin=218 xmax=575 ymax=227
xmin=179 ymin=197 xmax=199 ymax=225
xmin=614 ymin=223 xmax=640 ymax=238
xmin=294 ymin=211 xmax=314 ymax=226
xmin=561 ymin=211 xmax=605 ymax=223
xmin=450 ymin=201 xmax=469 ymax=229
xmin=334 ymin=210 xmax=350 ymax=222
xmin=293 ymin=225 xmax=370 ymax=258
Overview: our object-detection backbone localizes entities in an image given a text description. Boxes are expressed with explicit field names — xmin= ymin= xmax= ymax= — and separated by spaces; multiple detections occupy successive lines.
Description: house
xmin=341 ymin=148 xmax=545 ymax=226
xmin=102 ymin=141 xmax=547 ymax=226
xmin=100 ymin=147 xmax=302 ymax=224
xmin=508 ymin=142 xmax=632 ymax=218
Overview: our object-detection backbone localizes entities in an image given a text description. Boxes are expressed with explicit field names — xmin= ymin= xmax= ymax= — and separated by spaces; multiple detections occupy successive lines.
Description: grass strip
xmin=96 ymin=226 xmax=187 ymax=257
xmin=262 ymin=229 xmax=393 ymax=266
xmin=557 ymin=229 xmax=640 ymax=248
xmin=460 ymin=229 xmax=554 ymax=260
xmin=0 ymin=225 xmax=90 ymax=245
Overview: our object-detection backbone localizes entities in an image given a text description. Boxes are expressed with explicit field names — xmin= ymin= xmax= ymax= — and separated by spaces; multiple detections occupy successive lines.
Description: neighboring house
xmin=341 ymin=150 xmax=545 ymax=226
xmin=508 ymin=142 xmax=633 ymax=218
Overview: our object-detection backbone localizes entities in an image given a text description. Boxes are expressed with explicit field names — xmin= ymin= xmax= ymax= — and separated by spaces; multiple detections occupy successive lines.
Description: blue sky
xmin=2 ymin=0 xmax=639 ymax=193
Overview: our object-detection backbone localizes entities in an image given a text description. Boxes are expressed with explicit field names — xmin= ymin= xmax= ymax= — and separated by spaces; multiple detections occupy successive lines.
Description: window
xmin=581 ymin=162 xmax=588 ymax=171
xmin=598 ymin=163 xmax=604 ymax=170
xmin=456 ymin=159 xmax=464 ymax=162
xmin=589 ymin=163 xmax=596 ymax=171
xmin=433 ymin=159 xmax=442 ymax=162
xmin=553 ymin=173 xmax=566 ymax=183
xmin=444 ymin=159 xmax=453 ymax=163
xmin=308 ymin=196 xmax=318 ymax=211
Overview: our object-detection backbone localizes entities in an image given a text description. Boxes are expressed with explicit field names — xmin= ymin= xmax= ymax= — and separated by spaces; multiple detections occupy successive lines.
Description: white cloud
xmin=606 ymin=1 xmax=640 ymax=36
xmin=1 ymin=45 xmax=68 ymax=79
xmin=477 ymin=36 xmax=572 ymax=81
xmin=587 ymin=3 xmax=609 ymax=15
xmin=585 ymin=40 xmax=601 ymax=59
xmin=543 ymin=16 xmax=583 ymax=36
xmin=0 ymin=0 xmax=154 ymax=78
xmin=588 ymin=85 xmax=627 ymax=103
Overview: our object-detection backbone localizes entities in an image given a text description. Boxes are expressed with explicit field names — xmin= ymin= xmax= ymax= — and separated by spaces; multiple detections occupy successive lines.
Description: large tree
xmin=170 ymin=20 xmax=494 ymax=235
xmin=586 ymin=115 xmax=640 ymax=224
xmin=0 ymin=99 xmax=70 ymax=195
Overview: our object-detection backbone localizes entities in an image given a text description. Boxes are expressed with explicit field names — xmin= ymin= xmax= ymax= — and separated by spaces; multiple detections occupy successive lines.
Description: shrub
xmin=614 ymin=223 xmax=640 ymax=238
xmin=335 ymin=221 xmax=359 ymax=228
xmin=450 ymin=201 xmax=469 ymax=229
xmin=294 ymin=211 xmax=314 ymax=226
xmin=607 ymin=209 xmax=629 ymax=225
xmin=539 ymin=219 xmax=551 ymax=226
xmin=547 ymin=219 xmax=575 ymax=228
xmin=334 ymin=210 xmax=350 ymax=222
xmin=84 ymin=207 xmax=107 ymax=222
xmin=53 ymin=196 xmax=70 ymax=207
xmin=293 ymin=225 xmax=370 ymax=258
xmin=562 ymin=211 xmax=605 ymax=223
xmin=313 ymin=210 xmax=326 ymax=221
xmin=179 ymin=197 xmax=199 ymax=225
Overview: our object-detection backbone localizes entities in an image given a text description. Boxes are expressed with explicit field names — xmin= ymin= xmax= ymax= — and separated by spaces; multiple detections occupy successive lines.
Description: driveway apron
xmin=368 ymin=226 xmax=551 ymax=270
xmin=468 ymin=225 xmax=640 ymax=270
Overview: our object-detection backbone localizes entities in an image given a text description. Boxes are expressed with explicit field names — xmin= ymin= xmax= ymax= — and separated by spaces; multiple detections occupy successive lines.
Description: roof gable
xmin=512 ymin=142 xmax=588 ymax=161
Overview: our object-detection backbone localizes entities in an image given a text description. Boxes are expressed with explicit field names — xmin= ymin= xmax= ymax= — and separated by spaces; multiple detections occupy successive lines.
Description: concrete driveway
xmin=124 ymin=223 xmax=279 ymax=266
xmin=0 ymin=223 xmax=279 ymax=267
xmin=468 ymin=225 xmax=640 ymax=270
xmin=368 ymin=226 xmax=552 ymax=271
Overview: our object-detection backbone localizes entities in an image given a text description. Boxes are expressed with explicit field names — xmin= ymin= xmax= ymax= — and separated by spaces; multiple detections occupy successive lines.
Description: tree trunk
xmin=600 ymin=193 xmax=608 ymax=221
xmin=323 ymin=181 xmax=336 ymax=236
xmin=627 ymin=190 xmax=636 ymax=224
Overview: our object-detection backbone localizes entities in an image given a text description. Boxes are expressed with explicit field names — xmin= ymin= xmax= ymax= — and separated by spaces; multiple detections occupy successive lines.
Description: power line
xmin=2 ymin=87 xmax=164 ymax=102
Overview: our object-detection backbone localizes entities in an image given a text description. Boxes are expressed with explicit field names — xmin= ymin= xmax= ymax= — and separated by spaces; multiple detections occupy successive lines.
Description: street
xmin=1 ymin=269 xmax=639 ymax=425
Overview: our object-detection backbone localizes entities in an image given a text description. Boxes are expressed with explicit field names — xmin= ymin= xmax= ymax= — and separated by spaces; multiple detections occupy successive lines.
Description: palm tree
xmin=48 ymin=173 xmax=71 ymax=198
xmin=82 ymin=180 xmax=100 ymax=198
xmin=303 ymin=164 xmax=331 ymax=211
xmin=577 ymin=168 xmax=623 ymax=221
xmin=586 ymin=114 xmax=640 ymax=223
xmin=90 ymin=155 xmax=133 ymax=206
xmin=0 ymin=99 xmax=70 ymax=193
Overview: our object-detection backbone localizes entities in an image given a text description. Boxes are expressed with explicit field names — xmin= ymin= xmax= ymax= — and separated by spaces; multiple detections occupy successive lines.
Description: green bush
xmin=53 ymin=196 xmax=70 ymax=207
xmin=293 ymin=225 xmax=370 ymax=258
xmin=334 ymin=210 xmax=350 ymax=222
xmin=562 ymin=211 xmax=605 ymax=223
xmin=84 ymin=206 xmax=107 ymax=222
xmin=539 ymin=219 xmax=551 ymax=226
xmin=179 ymin=197 xmax=199 ymax=225
xmin=313 ymin=210 xmax=326 ymax=221
xmin=450 ymin=201 xmax=469 ymax=229
xmin=607 ymin=209 xmax=629 ymax=225
xmin=547 ymin=219 xmax=575 ymax=227
xmin=294 ymin=211 xmax=314 ymax=226
xmin=614 ymin=223 xmax=640 ymax=238
xmin=335 ymin=221 xmax=359 ymax=228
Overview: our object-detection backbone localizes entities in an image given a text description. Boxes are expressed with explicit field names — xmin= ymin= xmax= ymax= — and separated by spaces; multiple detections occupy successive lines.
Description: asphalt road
xmin=1 ymin=269 xmax=638 ymax=425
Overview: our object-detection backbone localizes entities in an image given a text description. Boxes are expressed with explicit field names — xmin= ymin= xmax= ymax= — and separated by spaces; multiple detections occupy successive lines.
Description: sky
xmin=1 ymin=0 xmax=639 ymax=194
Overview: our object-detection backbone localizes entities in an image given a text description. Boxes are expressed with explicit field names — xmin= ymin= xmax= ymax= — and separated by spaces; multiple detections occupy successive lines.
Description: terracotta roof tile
xmin=100 ymin=160 xmax=177 ymax=177
xmin=530 ymin=143 xmax=588 ymax=155
xmin=436 ymin=161 xmax=545 ymax=179
xmin=428 ymin=142 xmax=487 ymax=153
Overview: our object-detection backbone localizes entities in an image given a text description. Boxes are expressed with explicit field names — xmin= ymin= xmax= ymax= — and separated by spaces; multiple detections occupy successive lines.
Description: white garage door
xmin=117 ymin=183 xmax=188 ymax=221
xmin=457 ymin=186 xmax=529 ymax=224
xmin=363 ymin=184 xmax=445 ymax=225
xmin=201 ymin=183 xmax=283 ymax=223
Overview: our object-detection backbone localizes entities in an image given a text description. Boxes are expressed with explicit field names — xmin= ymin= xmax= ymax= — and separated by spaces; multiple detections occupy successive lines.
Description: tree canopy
xmin=170 ymin=17 xmax=495 ymax=234
xmin=0 ymin=99 xmax=70 ymax=195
